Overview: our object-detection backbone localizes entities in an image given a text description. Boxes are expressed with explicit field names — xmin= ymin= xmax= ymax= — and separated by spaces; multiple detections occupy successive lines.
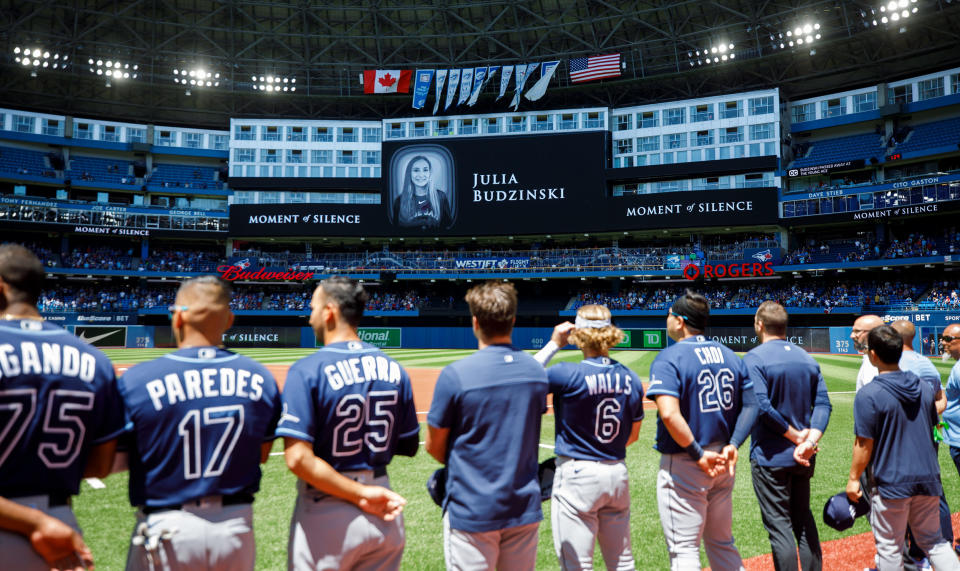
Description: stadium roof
xmin=2 ymin=0 xmax=960 ymax=128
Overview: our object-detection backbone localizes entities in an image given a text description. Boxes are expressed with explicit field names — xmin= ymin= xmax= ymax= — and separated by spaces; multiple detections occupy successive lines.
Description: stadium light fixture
xmin=687 ymin=42 xmax=736 ymax=66
xmin=172 ymin=67 xmax=222 ymax=88
xmin=12 ymin=46 xmax=69 ymax=70
xmin=251 ymin=74 xmax=297 ymax=92
xmin=769 ymin=22 xmax=821 ymax=50
xmin=88 ymin=58 xmax=139 ymax=80
xmin=864 ymin=0 xmax=918 ymax=26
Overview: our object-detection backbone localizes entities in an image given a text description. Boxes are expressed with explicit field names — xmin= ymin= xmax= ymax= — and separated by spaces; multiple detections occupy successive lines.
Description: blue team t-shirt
xmin=427 ymin=344 xmax=548 ymax=533
xmin=646 ymin=335 xmax=752 ymax=454
xmin=854 ymin=370 xmax=941 ymax=499
xmin=0 ymin=319 xmax=125 ymax=498
xmin=118 ymin=346 xmax=281 ymax=506
xmin=944 ymin=361 xmax=960 ymax=447
xmin=899 ymin=350 xmax=942 ymax=394
xmin=744 ymin=339 xmax=832 ymax=467
xmin=276 ymin=340 xmax=419 ymax=472
xmin=548 ymin=357 xmax=644 ymax=461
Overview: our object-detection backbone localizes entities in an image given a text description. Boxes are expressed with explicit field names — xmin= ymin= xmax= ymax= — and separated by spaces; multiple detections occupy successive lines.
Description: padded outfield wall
xmin=58 ymin=309 xmax=960 ymax=356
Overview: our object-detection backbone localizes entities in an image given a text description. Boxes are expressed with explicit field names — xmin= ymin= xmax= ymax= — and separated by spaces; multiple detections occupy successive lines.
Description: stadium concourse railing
xmin=35 ymin=250 xmax=957 ymax=282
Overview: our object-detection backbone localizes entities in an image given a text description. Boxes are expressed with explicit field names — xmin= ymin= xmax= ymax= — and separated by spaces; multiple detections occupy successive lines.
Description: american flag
xmin=569 ymin=53 xmax=621 ymax=83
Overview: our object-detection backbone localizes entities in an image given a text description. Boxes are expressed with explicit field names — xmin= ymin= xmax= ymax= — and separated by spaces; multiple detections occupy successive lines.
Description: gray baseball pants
xmin=656 ymin=451 xmax=745 ymax=571
xmin=551 ymin=455 xmax=634 ymax=570
xmin=125 ymin=497 xmax=254 ymax=571
xmin=288 ymin=472 xmax=404 ymax=571
xmin=443 ymin=511 xmax=539 ymax=570
xmin=869 ymin=492 xmax=960 ymax=571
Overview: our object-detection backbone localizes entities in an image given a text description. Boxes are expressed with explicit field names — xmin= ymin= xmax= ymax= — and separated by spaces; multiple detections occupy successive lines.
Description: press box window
xmin=287 ymin=126 xmax=306 ymax=142
xmin=235 ymin=125 xmax=255 ymax=140
xmin=262 ymin=126 xmax=280 ymax=141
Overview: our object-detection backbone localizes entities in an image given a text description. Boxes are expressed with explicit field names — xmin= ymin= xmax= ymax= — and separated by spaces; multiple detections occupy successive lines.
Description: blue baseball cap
xmin=822 ymin=492 xmax=870 ymax=531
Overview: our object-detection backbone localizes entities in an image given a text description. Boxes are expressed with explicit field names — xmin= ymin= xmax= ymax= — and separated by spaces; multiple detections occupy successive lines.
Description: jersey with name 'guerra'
xmin=118 ymin=346 xmax=281 ymax=506
xmin=276 ymin=340 xmax=419 ymax=472
xmin=0 ymin=319 xmax=125 ymax=498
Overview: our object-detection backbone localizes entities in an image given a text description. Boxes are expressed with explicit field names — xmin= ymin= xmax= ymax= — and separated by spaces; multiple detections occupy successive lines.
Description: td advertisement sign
xmin=615 ymin=329 xmax=667 ymax=350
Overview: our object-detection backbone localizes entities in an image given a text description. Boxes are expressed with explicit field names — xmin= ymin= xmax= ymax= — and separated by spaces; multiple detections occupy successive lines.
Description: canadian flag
xmin=363 ymin=70 xmax=412 ymax=94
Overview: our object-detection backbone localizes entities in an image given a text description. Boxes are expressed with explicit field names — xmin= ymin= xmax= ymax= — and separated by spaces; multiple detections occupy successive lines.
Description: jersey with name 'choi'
xmin=646 ymin=335 xmax=752 ymax=454
xmin=118 ymin=346 xmax=281 ymax=506
xmin=548 ymin=357 xmax=644 ymax=461
xmin=276 ymin=340 xmax=419 ymax=471
xmin=0 ymin=319 xmax=125 ymax=498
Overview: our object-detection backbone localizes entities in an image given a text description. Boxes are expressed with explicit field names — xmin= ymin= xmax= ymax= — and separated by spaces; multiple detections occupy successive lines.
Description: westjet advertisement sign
xmin=454 ymin=257 xmax=531 ymax=270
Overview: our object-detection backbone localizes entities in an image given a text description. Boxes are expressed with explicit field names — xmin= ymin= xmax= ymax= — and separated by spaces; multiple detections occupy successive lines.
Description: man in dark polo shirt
xmin=425 ymin=281 xmax=548 ymax=570
xmin=746 ymin=301 xmax=832 ymax=571
xmin=848 ymin=325 xmax=960 ymax=571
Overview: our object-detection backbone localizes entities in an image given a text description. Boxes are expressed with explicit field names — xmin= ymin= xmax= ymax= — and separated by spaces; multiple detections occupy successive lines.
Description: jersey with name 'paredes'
xmin=117 ymin=346 xmax=281 ymax=506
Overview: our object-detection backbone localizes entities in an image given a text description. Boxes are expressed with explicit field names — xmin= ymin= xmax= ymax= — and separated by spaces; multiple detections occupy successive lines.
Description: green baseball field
xmin=78 ymin=348 xmax=960 ymax=570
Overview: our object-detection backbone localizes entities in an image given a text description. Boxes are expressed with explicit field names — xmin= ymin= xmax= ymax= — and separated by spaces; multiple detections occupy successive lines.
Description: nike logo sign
xmin=649 ymin=380 xmax=663 ymax=385
xmin=78 ymin=330 xmax=121 ymax=344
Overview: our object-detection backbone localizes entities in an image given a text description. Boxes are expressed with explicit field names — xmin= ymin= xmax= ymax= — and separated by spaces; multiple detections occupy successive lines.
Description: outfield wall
xmin=72 ymin=323 xmax=947 ymax=357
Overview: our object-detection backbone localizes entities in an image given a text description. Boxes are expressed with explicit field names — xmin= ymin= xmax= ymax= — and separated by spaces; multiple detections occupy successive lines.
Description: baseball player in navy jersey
xmin=426 ymin=280 xmax=548 ymax=570
xmin=744 ymin=301 xmax=831 ymax=571
xmin=535 ymin=304 xmax=644 ymax=571
xmin=117 ymin=276 xmax=282 ymax=570
xmin=646 ymin=289 xmax=757 ymax=571
xmin=0 ymin=244 xmax=124 ymax=570
xmin=278 ymin=277 xmax=418 ymax=571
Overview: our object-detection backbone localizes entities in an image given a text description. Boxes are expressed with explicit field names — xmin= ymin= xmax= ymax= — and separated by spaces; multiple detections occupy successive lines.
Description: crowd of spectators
xmin=38 ymin=284 xmax=424 ymax=313
xmin=883 ymin=233 xmax=939 ymax=259
xmin=923 ymin=283 xmax=960 ymax=310
xmin=60 ymin=247 xmax=134 ymax=271
xmin=783 ymin=237 xmax=882 ymax=265
xmin=39 ymin=286 xmax=173 ymax=312
xmin=570 ymin=280 xmax=926 ymax=312
xmin=24 ymin=244 xmax=224 ymax=272
xmin=231 ymin=288 xmax=311 ymax=311
xmin=366 ymin=291 xmax=421 ymax=311
xmin=138 ymin=248 xmax=224 ymax=273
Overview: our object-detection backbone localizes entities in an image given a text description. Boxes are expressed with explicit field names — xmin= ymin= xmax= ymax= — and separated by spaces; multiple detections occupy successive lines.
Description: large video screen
xmin=229 ymin=131 xmax=778 ymax=237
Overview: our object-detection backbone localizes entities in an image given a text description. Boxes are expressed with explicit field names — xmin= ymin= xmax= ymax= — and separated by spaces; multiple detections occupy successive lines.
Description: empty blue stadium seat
xmin=894 ymin=117 xmax=960 ymax=154
xmin=148 ymin=164 xmax=219 ymax=189
xmin=0 ymin=146 xmax=56 ymax=177
xmin=791 ymin=132 xmax=885 ymax=168
xmin=66 ymin=155 xmax=135 ymax=184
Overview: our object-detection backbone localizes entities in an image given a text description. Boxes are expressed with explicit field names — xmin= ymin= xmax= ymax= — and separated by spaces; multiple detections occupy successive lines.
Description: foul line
xmin=84 ymin=478 xmax=105 ymax=489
